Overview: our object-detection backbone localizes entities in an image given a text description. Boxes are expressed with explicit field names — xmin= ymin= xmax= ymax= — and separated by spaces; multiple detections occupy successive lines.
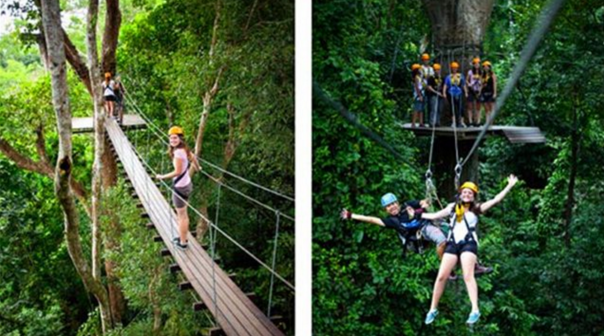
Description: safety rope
xmin=212 ymin=184 xmax=221 ymax=321
xmin=121 ymin=85 xmax=295 ymax=202
xmin=267 ymin=211 xmax=281 ymax=317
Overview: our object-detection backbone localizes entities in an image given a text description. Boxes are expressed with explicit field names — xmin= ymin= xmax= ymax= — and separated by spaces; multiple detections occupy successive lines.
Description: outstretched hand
xmin=419 ymin=199 xmax=430 ymax=208
xmin=507 ymin=174 xmax=518 ymax=187
xmin=341 ymin=209 xmax=352 ymax=220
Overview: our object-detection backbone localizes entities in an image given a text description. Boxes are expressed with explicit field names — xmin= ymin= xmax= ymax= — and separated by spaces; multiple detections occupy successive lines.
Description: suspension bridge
xmin=75 ymin=91 xmax=294 ymax=335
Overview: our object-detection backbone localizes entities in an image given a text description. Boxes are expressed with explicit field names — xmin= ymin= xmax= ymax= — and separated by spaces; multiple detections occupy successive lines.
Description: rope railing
xmin=121 ymin=92 xmax=295 ymax=222
xmin=121 ymin=81 xmax=295 ymax=202
xmin=120 ymin=125 xmax=295 ymax=292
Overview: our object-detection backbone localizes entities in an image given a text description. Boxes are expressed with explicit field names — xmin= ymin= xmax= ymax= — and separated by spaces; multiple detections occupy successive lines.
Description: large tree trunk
xmin=422 ymin=0 xmax=495 ymax=74
xmin=40 ymin=0 xmax=112 ymax=333
xmin=101 ymin=0 xmax=122 ymax=74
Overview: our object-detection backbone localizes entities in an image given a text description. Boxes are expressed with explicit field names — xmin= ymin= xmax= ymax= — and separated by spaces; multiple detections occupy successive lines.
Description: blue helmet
xmin=381 ymin=193 xmax=398 ymax=207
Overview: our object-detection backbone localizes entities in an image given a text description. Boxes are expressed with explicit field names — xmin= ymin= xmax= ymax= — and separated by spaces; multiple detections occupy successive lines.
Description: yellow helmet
xmin=411 ymin=63 xmax=421 ymax=71
xmin=472 ymin=57 xmax=481 ymax=64
xmin=433 ymin=63 xmax=441 ymax=70
xmin=450 ymin=62 xmax=459 ymax=69
xmin=421 ymin=53 xmax=430 ymax=61
xmin=459 ymin=181 xmax=479 ymax=194
xmin=168 ymin=126 xmax=184 ymax=136
xmin=482 ymin=61 xmax=492 ymax=68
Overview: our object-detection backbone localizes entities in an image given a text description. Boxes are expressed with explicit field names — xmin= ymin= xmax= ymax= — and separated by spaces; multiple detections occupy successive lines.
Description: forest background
xmin=0 ymin=0 xmax=294 ymax=335
xmin=313 ymin=0 xmax=604 ymax=335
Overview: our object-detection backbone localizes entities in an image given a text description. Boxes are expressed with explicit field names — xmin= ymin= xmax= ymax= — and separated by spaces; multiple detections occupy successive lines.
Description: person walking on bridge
xmin=156 ymin=126 xmax=201 ymax=250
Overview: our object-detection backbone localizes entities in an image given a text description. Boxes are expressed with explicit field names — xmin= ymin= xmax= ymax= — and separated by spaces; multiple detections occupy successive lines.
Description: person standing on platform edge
xmin=466 ymin=58 xmax=483 ymax=126
xmin=113 ymin=75 xmax=126 ymax=124
xmin=420 ymin=53 xmax=434 ymax=124
xmin=426 ymin=63 xmax=444 ymax=127
xmin=443 ymin=62 xmax=467 ymax=128
xmin=155 ymin=126 xmax=201 ymax=250
xmin=102 ymin=72 xmax=117 ymax=118
xmin=411 ymin=63 xmax=425 ymax=127
xmin=481 ymin=61 xmax=498 ymax=123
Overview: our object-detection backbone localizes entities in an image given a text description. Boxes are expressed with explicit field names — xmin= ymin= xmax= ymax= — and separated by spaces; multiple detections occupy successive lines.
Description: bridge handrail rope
xmin=458 ymin=0 xmax=566 ymax=168
xmin=120 ymin=91 xmax=295 ymax=221
xmin=122 ymin=130 xmax=295 ymax=292
xmin=121 ymin=82 xmax=295 ymax=202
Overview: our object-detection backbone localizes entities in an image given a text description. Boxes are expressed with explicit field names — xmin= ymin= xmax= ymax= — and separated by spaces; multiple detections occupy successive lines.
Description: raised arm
xmin=341 ymin=209 xmax=385 ymax=227
xmin=479 ymin=174 xmax=518 ymax=213
xmin=421 ymin=203 xmax=455 ymax=220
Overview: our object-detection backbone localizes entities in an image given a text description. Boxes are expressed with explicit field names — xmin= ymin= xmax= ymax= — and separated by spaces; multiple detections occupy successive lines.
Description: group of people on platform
xmin=411 ymin=53 xmax=498 ymax=128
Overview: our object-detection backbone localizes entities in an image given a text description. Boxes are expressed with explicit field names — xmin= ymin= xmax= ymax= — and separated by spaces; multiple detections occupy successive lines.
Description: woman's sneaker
xmin=466 ymin=311 xmax=480 ymax=324
xmin=173 ymin=237 xmax=188 ymax=250
xmin=425 ymin=309 xmax=438 ymax=324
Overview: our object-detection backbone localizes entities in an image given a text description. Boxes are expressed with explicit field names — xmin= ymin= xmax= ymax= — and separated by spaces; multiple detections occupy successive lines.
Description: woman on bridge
xmin=156 ymin=126 xmax=201 ymax=250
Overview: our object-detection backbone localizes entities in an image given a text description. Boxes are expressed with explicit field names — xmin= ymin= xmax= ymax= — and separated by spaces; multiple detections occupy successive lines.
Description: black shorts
xmin=480 ymin=92 xmax=494 ymax=103
xmin=467 ymin=90 xmax=481 ymax=103
xmin=444 ymin=240 xmax=478 ymax=256
xmin=105 ymin=95 xmax=117 ymax=102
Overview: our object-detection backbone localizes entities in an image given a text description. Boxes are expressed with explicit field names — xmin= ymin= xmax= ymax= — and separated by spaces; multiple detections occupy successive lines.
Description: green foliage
xmin=314 ymin=0 xmax=604 ymax=334
xmin=100 ymin=184 xmax=207 ymax=335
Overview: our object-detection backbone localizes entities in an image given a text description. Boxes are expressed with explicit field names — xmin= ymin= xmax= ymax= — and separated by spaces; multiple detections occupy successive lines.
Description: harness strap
xmin=172 ymin=160 xmax=191 ymax=198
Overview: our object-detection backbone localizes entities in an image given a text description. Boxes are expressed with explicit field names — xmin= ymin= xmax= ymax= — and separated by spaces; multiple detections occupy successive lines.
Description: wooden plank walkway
xmin=399 ymin=123 xmax=546 ymax=143
xmin=105 ymin=117 xmax=283 ymax=336
xmin=73 ymin=114 xmax=147 ymax=133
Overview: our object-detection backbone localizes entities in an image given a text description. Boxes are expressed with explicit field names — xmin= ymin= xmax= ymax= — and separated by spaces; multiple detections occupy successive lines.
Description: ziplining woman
xmin=423 ymin=175 xmax=518 ymax=325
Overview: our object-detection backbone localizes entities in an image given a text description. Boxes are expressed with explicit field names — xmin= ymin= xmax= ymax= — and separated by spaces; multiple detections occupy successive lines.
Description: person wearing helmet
xmin=466 ymin=58 xmax=483 ymax=126
xmin=443 ymin=62 xmax=468 ymax=128
xmin=480 ymin=61 xmax=497 ymax=123
xmin=411 ymin=63 xmax=426 ymax=127
xmin=341 ymin=193 xmax=447 ymax=259
xmin=426 ymin=63 xmax=444 ymax=127
xmin=420 ymin=53 xmax=434 ymax=124
xmin=422 ymin=174 xmax=518 ymax=326
xmin=103 ymin=72 xmax=117 ymax=118
xmin=155 ymin=126 xmax=201 ymax=250
xmin=420 ymin=53 xmax=435 ymax=79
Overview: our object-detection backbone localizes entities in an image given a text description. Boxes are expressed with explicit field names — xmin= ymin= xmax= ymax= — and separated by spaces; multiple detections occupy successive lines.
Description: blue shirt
xmin=445 ymin=74 xmax=465 ymax=97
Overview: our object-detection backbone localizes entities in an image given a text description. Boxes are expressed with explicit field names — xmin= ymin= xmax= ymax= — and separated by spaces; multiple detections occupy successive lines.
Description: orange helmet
xmin=482 ymin=61 xmax=492 ymax=67
xmin=433 ymin=63 xmax=441 ymax=71
xmin=421 ymin=53 xmax=430 ymax=61
xmin=104 ymin=72 xmax=112 ymax=78
xmin=450 ymin=62 xmax=459 ymax=69
xmin=168 ymin=126 xmax=184 ymax=136
xmin=411 ymin=63 xmax=421 ymax=71
xmin=472 ymin=57 xmax=481 ymax=64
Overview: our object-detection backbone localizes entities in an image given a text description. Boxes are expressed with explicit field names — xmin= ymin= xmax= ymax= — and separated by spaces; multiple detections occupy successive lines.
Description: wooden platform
xmin=73 ymin=114 xmax=146 ymax=133
xmin=399 ymin=123 xmax=546 ymax=143
xmin=105 ymin=117 xmax=283 ymax=336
